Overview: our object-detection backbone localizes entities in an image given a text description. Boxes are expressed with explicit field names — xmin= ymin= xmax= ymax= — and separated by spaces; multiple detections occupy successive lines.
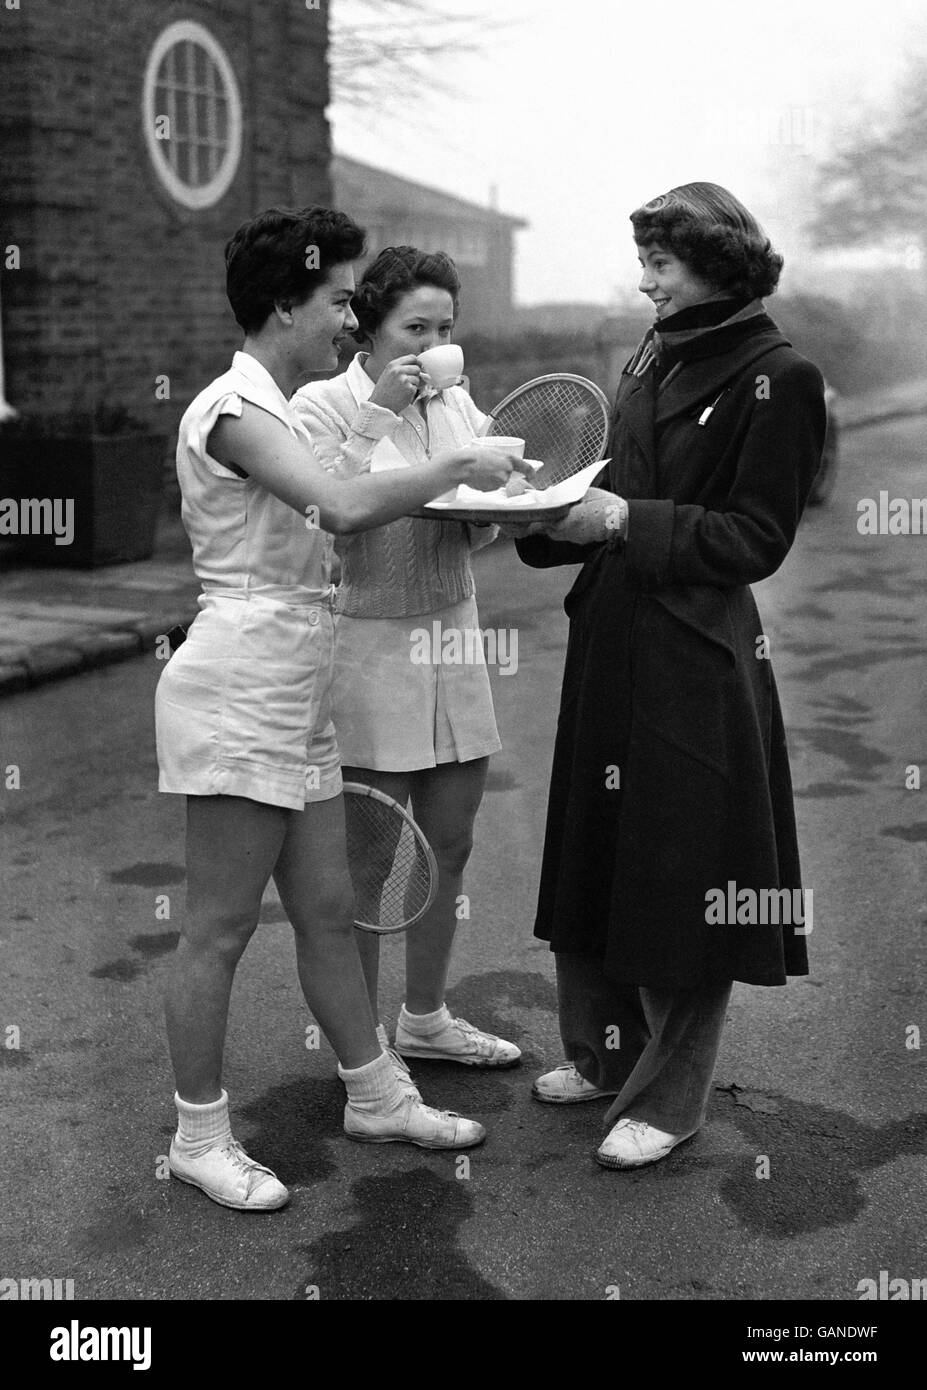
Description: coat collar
xmin=654 ymin=324 xmax=787 ymax=426
xmin=612 ymin=320 xmax=791 ymax=473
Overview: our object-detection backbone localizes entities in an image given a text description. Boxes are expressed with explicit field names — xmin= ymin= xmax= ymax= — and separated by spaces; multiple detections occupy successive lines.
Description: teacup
xmin=418 ymin=344 xmax=464 ymax=388
xmin=470 ymin=435 xmax=526 ymax=458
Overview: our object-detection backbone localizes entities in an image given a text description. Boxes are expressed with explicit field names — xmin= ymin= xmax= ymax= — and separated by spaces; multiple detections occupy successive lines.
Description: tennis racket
xmin=480 ymin=373 xmax=611 ymax=489
xmin=342 ymin=782 xmax=438 ymax=934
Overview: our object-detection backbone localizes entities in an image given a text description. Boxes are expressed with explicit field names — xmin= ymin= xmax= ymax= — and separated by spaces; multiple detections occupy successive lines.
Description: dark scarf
xmin=625 ymin=297 xmax=773 ymax=383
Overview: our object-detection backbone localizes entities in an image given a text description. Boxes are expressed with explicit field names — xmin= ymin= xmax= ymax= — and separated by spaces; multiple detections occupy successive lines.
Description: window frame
xmin=142 ymin=20 xmax=243 ymax=211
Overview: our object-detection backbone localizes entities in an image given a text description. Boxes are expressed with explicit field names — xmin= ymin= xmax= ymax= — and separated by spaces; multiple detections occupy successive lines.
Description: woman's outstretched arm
xmin=207 ymin=403 xmax=525 ymax=536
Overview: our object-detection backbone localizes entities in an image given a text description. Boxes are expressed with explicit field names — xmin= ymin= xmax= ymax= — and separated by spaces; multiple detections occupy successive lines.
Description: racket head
xmin=342 ymin=782 xmax=438 ymax=934
xmin=485 ymin=374 xmax=610 ymax=489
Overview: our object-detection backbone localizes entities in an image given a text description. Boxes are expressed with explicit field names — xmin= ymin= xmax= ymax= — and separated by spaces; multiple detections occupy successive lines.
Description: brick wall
xmin=0 ymin=0 xmax=332 ymax=442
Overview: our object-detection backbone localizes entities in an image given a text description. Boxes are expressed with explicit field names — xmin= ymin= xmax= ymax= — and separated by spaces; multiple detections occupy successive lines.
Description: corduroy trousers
xmin=556 ymin=952 xmax=732 ymax=1135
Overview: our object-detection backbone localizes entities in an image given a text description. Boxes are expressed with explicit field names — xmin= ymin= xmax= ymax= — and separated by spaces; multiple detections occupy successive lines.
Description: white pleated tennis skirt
xmin=155 ymin=589 xmax=343 ymax=810
xmin=331 ymin=595 xmax=502 ymax=772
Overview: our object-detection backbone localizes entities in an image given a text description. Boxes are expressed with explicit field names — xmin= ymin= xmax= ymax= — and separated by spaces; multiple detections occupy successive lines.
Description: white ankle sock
xmin=174 ymin=1090 xmax=232 ymax=1154
xmin=399 ymin=1003 xmax=450 ymax=1035
xmin=339 ymin=1050 xmax=406 ymax=1112
xmin=375 ymin=1023 xmax=390 ymax=1051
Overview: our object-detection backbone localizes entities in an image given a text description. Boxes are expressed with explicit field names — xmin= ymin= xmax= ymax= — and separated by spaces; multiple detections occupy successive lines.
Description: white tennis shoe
xmin=385 ymin=1045 xmax=421 ymax=1097
xmin=595 ymin=1118 xmax=690 ymax=1169
xmin=532 ymin=1063 xmax=619 ymax=1104
xmin=169 ymin=1137 xmax=290 ymax=1210
xmin=344 ymin=1093 xmax=486 ymax=1149
xmin=395 ymin=1013 xmax=521 ymax=1068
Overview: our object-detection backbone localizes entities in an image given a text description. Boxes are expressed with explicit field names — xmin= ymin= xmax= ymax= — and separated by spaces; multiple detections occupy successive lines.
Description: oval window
xmin=143 ymin=21 xmax=242 ymax=210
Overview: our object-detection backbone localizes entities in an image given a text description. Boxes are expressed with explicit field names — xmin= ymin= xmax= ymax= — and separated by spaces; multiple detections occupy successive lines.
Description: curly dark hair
xmin=351 ymin=246 xmax=461 ymax=343
xmin=630 ymin=182 xmax=783 ymax=299
xmin=225 ymin=206 xmax=367 ymax=333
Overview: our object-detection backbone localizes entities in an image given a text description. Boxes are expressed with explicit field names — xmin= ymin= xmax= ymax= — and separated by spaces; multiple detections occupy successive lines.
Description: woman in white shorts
xmin=155 ymin=209 xmax=525 ymax=1212
xmin=294 ymin=246 xmax=521 ymax=1073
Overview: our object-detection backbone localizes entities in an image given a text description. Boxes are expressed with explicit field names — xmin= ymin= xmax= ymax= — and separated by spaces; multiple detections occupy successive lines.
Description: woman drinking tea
xmin=295 ymin=246 xmax=522 ymax=1083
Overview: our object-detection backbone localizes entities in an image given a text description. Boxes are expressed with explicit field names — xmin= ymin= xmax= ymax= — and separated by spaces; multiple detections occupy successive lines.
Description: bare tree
xmin=329 ymin=0 xmax=513 ymax=111
xmin=807 ymin=55 xmax=927 ymax=252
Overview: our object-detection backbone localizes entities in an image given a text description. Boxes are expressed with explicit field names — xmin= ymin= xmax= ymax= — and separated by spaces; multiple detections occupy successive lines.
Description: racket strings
xmin=344 ymin=793 xmax=433 ymax=931
xmin=488 ymin=380 xmax=609 ymax=487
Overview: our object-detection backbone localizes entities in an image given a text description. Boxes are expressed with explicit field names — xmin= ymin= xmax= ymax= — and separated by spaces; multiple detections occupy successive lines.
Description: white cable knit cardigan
xmin=293 ymin=354 xmax=497 ymax=619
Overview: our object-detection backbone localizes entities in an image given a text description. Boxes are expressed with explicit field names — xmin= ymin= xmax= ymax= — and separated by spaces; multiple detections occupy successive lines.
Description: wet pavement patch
xmin=813 ymin=714 xmax=875 ymax=727
xmin=794 ymin=782 xmax=863 ymax=798
xmin=787 ymin=726 xmax=890 ymax=781
xmin=296 ymin=1166 xmax=508 ymax=1300
xmin=74 ymin=1209 xmax=154 ymax=1257
xmin=448 ymin=968 xmax=557 ymax=1018
xmin=237 ymin=1078 xmax=340 ymax=1186
xmin=108 ymin=862 xmax=186 ymax=886
xmin=784 ymin=603 xmax=834 ymax=621
xmin=714 ymin=1084 xmax=927 ymax=1238
xmin=881 ymin=823 xmax=927 ymax=843
xmin=813 ymin=566 xmax=922 ymax=598
xmin=398 ymin=1058 xmax=518 ymax=1114
xmin=91 ymin=929 xmax=180 ymax=981
xmin=791 ymin=645 xmax=924 ymax=682
xmin=0 ymin=1048 xmax=30 ymax=1067
xmin=776 ymin=638 xmax=837 ymax=656
xmin=90 ymin=959 xmax=145 ymax=982
xmin=810 ymin=694 xmax=871 ymax=714
xmin=127 ymin=931 xmax=180 ymax=958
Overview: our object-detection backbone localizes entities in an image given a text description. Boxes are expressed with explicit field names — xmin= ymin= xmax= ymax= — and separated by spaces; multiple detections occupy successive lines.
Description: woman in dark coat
xmin=514 ymin=182 xmax=826 ymax=1169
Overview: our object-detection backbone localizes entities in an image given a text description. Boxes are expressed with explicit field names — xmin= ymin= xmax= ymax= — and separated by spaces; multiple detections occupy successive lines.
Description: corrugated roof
xmin=332 ymin=154 xmax=528 ymax=229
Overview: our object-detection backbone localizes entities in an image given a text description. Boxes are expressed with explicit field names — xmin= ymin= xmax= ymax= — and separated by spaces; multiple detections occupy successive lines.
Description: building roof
xmin=332 ymin=154 xmax=528 ymax=230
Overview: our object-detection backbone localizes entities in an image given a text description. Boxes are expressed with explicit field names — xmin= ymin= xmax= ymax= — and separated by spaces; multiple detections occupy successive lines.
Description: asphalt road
xmin=1 ymin=416 xmax=925 ymax=1302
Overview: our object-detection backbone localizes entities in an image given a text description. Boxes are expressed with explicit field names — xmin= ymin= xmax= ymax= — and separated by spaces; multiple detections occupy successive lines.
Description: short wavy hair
xmin=630 ymin=182 xmax=783 ymax=300
xmin=225 ymin=206 xmax=366 ymax=333
xmin=351 ymin=245 xmax=461 ymax=342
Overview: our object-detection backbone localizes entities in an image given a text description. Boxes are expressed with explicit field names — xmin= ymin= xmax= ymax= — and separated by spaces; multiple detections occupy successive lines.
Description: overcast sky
xmin=330 ymin=0 xmax=927 ymax=306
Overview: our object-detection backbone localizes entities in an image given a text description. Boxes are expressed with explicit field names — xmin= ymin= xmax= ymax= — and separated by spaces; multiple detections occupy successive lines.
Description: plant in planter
xmin=0 ymin=403 xmax=167 ymax=567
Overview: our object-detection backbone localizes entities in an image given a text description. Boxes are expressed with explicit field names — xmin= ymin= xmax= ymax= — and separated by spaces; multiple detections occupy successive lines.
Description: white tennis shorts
xmin=155 ymin=590 xmax=342 ymax=810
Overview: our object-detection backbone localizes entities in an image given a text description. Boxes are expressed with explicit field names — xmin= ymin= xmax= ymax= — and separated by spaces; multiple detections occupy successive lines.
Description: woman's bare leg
xmin=274 ymin=792 xmax=486 ymax=1149
xmin=406 ymin=758 xmax=488 ymax=1013
xmin=340 ymin=765 xmax=413 ymax=1016
xmin=273 ymin=792 xmax=382 ymax=1068
xmin=165 ymin=794 xmax=288 ymax=1103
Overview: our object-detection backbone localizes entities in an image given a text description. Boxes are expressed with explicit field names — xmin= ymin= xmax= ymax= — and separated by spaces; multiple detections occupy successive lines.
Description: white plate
xmin=418 ymin=459 xmax=608 ymax=518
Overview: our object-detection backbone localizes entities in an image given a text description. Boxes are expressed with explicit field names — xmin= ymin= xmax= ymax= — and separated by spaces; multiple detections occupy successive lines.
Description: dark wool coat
xmin=516 ymin=313 xmax=826 ymax=989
